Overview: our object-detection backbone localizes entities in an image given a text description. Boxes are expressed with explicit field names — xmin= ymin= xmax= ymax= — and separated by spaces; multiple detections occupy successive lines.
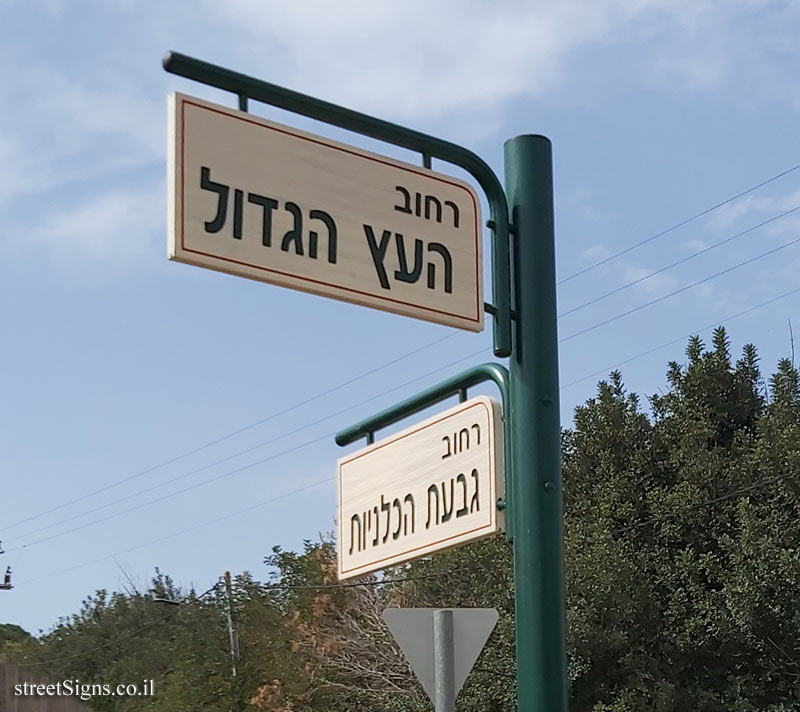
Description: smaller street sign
xmin=337 ymin=396 xmax=504 ymax=580
xmin=383 ymin=608 xmax=499 ymax=705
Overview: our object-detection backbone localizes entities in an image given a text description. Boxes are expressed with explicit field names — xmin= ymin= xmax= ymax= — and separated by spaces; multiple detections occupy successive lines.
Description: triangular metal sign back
xmin=383 ymin=608 xmax=498 ymax=703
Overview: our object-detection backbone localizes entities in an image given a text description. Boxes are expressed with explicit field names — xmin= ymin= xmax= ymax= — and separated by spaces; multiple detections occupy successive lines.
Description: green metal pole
xmin=504 ymin=135 xmax=567 ymax=711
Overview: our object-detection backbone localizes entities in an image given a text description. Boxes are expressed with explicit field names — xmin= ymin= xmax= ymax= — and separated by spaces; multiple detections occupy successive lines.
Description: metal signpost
xmin=164 ymin=51 xmax=567 ymax=712
xmin=383 ymin=607 xmax=499 ymax=712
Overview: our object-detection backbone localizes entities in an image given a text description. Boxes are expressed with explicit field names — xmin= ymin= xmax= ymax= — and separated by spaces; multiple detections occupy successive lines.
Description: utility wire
xmin=10 ymin=173 xmax=800 ymax=539
xmin=15 ymin=472 xmax=798 ymax=667
xmin=615 ymin=471 xmax=798 ymax=534
xmin=20 ymin=432 xmax=800 ymax=589
xmin=11 ymin=268 xmax=800 ymax=550
xmin=559 ymin=161 xmax=800 ymax=285
xmin=4 ymin=434 xmax=338 ymax=552
xmin=262 ymin=570 xmax=459 ymax=591
xmin=560 ymin=285 xmax=800 ymax=389
xmin=559 ymin=205 xmax=800 ymax=318
xmin=1 ymin=332 xmax=459 ymax=533
xmin=561 ymin=236 xmax=800 ymax=343
xmin=11 ymin=243 xmax=800 ymax=552
xmin=5 ymin=344 xmax=493 ymax=550
xmin=10 ymin=222 xmax=800 ymax=557
xmin=13 ymin=582 xmax=220 ymax=668
xmin=15 ymin=477 xmax=333 ymax=587
xmin=12 ymin=572 xmax=463 ymax=673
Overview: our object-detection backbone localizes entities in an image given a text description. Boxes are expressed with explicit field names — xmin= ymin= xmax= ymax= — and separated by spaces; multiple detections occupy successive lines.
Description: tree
xmin=6 ymin=329 xmax=800 ymax=711
xmin=261 ymin=329 xmax=800 ymax=711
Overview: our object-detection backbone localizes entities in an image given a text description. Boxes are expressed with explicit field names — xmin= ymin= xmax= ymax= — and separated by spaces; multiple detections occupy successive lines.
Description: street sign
xmin=167 ymin=93 xmax=483 ymax=331
xmin=337 ymin=396 xmax=504 ymax=580
xmin=383 ymin=608 xmax=499 ymax=710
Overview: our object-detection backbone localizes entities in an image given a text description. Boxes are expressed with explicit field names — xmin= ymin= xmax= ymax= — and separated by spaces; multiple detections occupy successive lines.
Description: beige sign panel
xmin=168 ymin=93 xmax=483 ymax=331
xmin=337 ymin=396 xmax=504 ymax=580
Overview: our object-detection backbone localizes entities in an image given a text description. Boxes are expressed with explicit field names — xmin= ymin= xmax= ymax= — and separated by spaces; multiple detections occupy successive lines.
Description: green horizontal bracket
xmin=163 ymin=51 xmax=512 ymax=357
xmin=334 ymin=362 xmax=509 ymax=447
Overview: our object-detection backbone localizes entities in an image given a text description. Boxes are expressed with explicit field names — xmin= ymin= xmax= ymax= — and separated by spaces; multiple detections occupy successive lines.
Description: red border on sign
xmin=178 ymin=96 xmax=482 ymax=325
xmin=338 ymin=399 xmax=497 ymax=576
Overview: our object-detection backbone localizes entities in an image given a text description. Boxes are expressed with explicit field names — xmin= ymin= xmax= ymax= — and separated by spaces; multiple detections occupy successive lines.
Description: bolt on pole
xmin=504 ymin=135 xmax=567 ymax=712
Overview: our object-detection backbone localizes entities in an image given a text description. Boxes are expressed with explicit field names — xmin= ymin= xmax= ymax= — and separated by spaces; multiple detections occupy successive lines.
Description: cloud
xmin=693 ymin=283 xmax=714 ymax=299
xmin=705 ymin=187 xmax=800 ymax=232
xmin=684 ymin=239 xmax=710 ymax=252
xmin=706 ymin=196 xmax=759 ymax=231
xmin=622 ymin=265 xmax=680 ymax=294
xmin=582 ymin=244 xmax=613 ymax=261
xmin=198 ymin=0 xmax=746 ymax=123
xmin=25 ymin=183 xmax=163 ymax=264
xmin=4 ymin=0 xmax=800 ymax=270
xmin=0 ymin=71 xmax=163 ymax=211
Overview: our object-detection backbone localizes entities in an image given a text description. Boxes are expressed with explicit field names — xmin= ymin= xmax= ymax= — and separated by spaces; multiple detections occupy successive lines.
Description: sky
xmin=2 ymin=0 xmax=800 ymax=635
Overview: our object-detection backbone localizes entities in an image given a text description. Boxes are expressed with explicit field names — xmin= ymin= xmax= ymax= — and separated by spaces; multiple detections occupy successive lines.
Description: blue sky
xmin=2 ymin=0 xmax=800 ymax=634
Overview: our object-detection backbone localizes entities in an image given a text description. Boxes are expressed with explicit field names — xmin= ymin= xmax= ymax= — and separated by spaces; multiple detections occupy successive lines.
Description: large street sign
xmin=167 ymin=93 xmax=483 ymax=331
xmin=337 ymin=396 xmax=504 ymax=580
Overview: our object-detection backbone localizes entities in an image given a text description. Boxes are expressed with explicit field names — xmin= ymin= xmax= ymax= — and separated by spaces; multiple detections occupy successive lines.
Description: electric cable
xmin=559 ymin=205 xmax=800 ymax=318
xmin=262 ymin=570 xmax=460 ymax=591
xmin=11 ymin=267 xmax=800 ymax=551
xmin=10 ymin=172 xmax=800 ymax=539
xmin=19 ymin=442 xmax=800 ymax=588
xmin=1 ymin=331 xmax=460 ymax=533
xmin=561 ymin=235 xmax=800 ymax=343
xmin=5 ymin=341 xmax=494 ymax=550
xmin=23 ymin=436 xmax=792 ymax=590
xmin=560 ymin=284 xmax=800 ymax=390
xmin=10 ymin=214 xmax=800 ymax=565
xmin=15 ymin=476 xmax=333 ymax=587
xmin=13 ymin=582 xmax=220 ymax=668
xmin=615 ymin=471 xmax=798 ymax=534
xmin=5 ymin=433 xmax=338 ymax=552
xmin=14 ymin=465 xmax=793 ymax=684
xmin=559 ymin=161 xmax=800 ymax=285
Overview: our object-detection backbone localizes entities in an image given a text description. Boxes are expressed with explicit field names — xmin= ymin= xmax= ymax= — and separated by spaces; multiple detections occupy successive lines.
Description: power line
xmin=560 ymin=236 xmax=800 ymax=343
xmin=262 ymin=570 xmax=459 ymax=591
xmin=5 ymin=433 xmax=338 ymax=552
xmin=5 ymin=343 xmax=493 ymax=550
xmin=1 ymin=332 xmax=459 ymax=533
xmin=559 ymin=205 xmax=800 ymax=318
xmin=13 ymin=582 xmax=220 ymax=668
xmin=559 ymin=161 xmax=800 ymax=285
xmin=11 ymin=225 xmax=800 ymax=564
xmin=9 ymin=173 xmax=800 ymax=540
xmin=11 ymin=236 xmax=800 ymax=552
xmin=560 ymin=284 xmax=800 ymax=390
xmin=615 ymin=471 xmax=798 ymax=534
xmin=15 ymin=467 xmax=795 ymax=677
xmin=20 ymin=468 xmax=798 ymax=665
xmin=21 ymin=413 xmax=800 ymax=589
xmin=11 ymin=255 xmax=800 ymax=551
xmin=15 ymin=476 xmax=334 ymax=587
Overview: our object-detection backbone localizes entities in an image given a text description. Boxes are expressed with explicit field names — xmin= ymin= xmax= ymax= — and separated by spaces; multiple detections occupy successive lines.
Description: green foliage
xmin=6 ymin=329 xmax=800 ymax=710
xmin=0 ymin=622 xmax=33 ymax=659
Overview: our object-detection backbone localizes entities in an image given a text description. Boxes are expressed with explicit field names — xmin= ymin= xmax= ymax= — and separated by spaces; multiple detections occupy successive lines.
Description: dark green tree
xmin=7 ymin=330 xmax=800 ymax=711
